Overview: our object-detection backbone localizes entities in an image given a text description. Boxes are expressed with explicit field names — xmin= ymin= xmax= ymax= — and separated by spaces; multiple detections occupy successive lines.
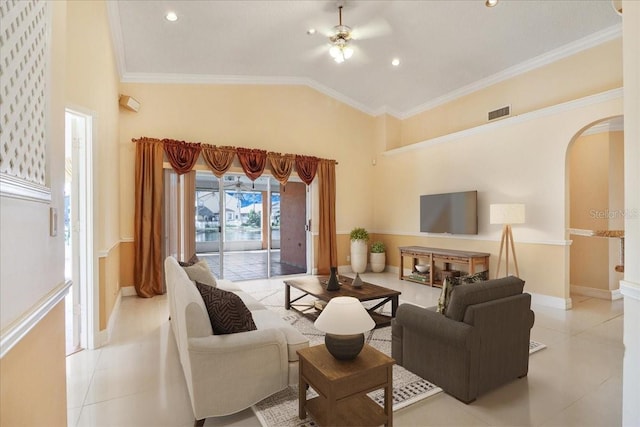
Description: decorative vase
xmin=370 ymin=252 xmax=386 ymax=273
xmin=352 ymin=273 xmax=363 ymax=288
xmin=326 ymin=267 xmax=340 ymax=291
xmin=350 ymin=240 xmax=368 ymax=273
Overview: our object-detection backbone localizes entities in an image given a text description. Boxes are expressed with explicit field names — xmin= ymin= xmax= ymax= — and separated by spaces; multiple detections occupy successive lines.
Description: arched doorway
xmin=566 ymin=116 xmax=624 ymax=300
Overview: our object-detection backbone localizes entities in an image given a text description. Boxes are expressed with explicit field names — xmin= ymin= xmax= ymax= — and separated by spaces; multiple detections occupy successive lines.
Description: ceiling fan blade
xmin=302 ymin=44 xmax=331 ymax=61
xmin=350 ymin=17 xmax=392 ymax=40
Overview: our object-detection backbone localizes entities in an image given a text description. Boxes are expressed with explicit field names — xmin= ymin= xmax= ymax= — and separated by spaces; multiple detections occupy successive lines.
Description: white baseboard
xmin=621 ymin=280 xmax=640 ymax=301
xmin=571 ymin=284 xmax=623 ymax=300
xmin=121 ymin=286 xmax=136 ymax=297
xmin=97 ymin=287 xmax=124 ymax=347
xmin=530 ymin=292 xmax=572 ymax=310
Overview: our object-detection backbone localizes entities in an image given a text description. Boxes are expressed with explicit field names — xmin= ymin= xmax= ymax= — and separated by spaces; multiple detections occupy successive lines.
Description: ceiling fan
xmin=316 ymin=2 xmax=391 ymax=64
xmin=328 ymin=5 xmax=354 ymax=63
xmin=223 ymin=175 xmax=254 ymax=192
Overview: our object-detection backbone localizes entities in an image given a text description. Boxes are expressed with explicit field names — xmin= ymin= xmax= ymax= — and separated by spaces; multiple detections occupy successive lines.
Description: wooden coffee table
xmin=297 ymin=344 xmax=394 ymax=427
xmin=284 ymin=275 xmax=401 ymax=327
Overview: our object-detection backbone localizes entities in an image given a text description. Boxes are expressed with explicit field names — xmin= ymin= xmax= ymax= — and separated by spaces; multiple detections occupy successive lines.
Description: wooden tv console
xmin=399 ymin=246 xmax=490 ymax=288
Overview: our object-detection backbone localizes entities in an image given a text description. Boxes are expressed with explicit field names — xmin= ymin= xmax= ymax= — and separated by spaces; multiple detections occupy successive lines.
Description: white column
xmin=622 ymin=1 xmax=640 ymax=425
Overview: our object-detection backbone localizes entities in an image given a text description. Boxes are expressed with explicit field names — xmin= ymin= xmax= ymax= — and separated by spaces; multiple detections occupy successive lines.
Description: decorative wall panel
xmin=0 ymin=0 xmax=50 ymax=201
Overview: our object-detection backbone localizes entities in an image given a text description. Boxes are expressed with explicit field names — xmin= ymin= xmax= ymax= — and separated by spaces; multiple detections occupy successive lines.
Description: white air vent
xmin=488 ymin=105 xmax=511 ymax=121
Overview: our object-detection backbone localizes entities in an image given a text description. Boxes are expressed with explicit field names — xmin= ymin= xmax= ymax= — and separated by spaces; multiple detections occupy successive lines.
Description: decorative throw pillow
xmin=182 ymin=260 xmax=217 ymax=288
xmin=436 ymin=270 xmax=489 ymax=314
xmin=194 ymin=281 xmax=257 ymax=335
xmin=178 ymin=253 xmax=200 ymax=267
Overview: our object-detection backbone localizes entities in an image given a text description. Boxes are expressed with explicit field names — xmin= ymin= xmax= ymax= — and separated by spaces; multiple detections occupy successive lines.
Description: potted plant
xmin=349 ymin=227 xmax=369 ymax=273
xmin=370 ymin=241 xmax=386 ymax=273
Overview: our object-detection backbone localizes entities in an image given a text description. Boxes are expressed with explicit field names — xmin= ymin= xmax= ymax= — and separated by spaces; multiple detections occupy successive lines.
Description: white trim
xmin=121 ymin=237 xmax=134 ymax=243
xmin=121 ymin=72 xmax=380 ymax=117
xmin=95 ymin=286 xmax=125 ymax=348
xmin=97 ymin=240 xmax=121 ymax=258
xmin=105 ymin=1 xmax=126 ymax=78
xmin=121 ymin=286 xmax=137 ymax=297
xmin=611 ymin=288 xmax=623 ymax=300
xmin=399 ymin=24 xmax=622 ymax=119
xmin=0 ymin=281 xmax=71 ymax=358
xmin=0 ymin=173 xmax=52 ymax=203
xmin=110 ymin=23 xmax=620 ymax=119
xmin=570 ymin=284 xmax=623 ymax=300
xmin=357 ymin=230 xmax=571 ymax=247
xmin=568 ymin=228 xmax=597 ymax=237
xmin=621 ymin=280 xmax=640 ymax=301
xmin=580 ymin=118 xmax=624 ymax=136
xmin=530 ymin=292 xmax=572 ymax=310
xmin=383 ymin=88 xmax=623 ymax=156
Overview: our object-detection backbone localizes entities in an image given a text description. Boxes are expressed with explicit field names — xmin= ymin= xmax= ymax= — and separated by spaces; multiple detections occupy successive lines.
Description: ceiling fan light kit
xmin=329 ymin=5 xmax=354 ymax=63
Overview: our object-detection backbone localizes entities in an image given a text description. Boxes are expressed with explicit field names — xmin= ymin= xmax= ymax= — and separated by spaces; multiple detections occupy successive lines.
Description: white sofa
xmin=164 ymin=256 xmax=309 ymax=422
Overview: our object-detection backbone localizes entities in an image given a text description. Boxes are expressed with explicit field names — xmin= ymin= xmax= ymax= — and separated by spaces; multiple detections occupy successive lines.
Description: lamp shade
xmin=490 ymin=204 xmax=525 ymax=225
xmin=314 ymin=297 xmax=375 ymax=335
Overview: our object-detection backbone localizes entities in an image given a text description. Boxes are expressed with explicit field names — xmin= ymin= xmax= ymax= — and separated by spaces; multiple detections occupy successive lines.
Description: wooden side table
xmin=297 ymin=344 xmax=394 ymax=427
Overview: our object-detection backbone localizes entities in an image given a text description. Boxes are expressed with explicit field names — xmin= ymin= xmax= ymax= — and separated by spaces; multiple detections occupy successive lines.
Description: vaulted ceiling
xmin=107 ymin=1 xmax=621 ymax=118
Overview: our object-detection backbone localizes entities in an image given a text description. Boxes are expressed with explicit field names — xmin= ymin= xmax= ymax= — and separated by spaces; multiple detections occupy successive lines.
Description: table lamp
xmin=490 ymin=203 xmax=525 ymax=278
xmin=314 ymin=297 xmax=375 ymax=360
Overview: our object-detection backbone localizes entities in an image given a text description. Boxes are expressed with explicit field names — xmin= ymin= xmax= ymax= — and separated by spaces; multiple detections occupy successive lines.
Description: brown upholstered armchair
xmin=391 ymin=276 xmax=535 ymax=403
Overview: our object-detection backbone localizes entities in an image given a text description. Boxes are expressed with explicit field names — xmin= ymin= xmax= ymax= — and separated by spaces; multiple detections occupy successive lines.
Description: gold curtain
xmin=201 ymin=145 xmax=236 ymax=177
xmin=317 ymin=159 xmax=337 ymax=275
xmin=163 ymin=139 xmax=202 ymax=175
xmin=133 ymin=138 xmax=165 ymax=297
xmin=183 ymin=171 xmax=196 ymax=261
xmin=267 ymin=152 xmax=295 ymax=186
xmin=236 ymin=147 xmax=267 ymax=181
xmin=295 ymin=155 xmax=319 ymax=185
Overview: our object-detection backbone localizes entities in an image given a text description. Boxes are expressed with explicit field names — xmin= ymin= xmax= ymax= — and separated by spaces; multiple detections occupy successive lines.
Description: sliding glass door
xmin=194 ymin=171 xmax=308 ymax=281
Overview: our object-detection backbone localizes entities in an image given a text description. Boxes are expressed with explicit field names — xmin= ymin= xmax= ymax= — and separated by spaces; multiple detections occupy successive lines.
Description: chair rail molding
xmin=0 ymin=280 xmax=71 ymax=358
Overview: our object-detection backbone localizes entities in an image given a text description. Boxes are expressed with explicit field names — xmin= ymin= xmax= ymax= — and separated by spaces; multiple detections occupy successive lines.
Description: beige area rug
xmin=248 ymin=288 xmax=546 ymax=427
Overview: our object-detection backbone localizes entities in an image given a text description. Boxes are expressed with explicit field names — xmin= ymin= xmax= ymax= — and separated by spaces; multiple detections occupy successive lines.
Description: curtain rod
xmin=131 ymin=137 xmax=337 ymax=165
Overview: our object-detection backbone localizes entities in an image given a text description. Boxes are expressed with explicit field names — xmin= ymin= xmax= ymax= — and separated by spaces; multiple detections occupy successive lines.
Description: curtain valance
xmin=201 ymin=145 xmax=236 ymax=178
xmin=295 ymin=155 xmax=319 ymax=185
xmin=163 ymin=139 xmax=202 ymax=175
xmin=268 ymin=152 xmax=295 ymax=186
xmin=236 ymin=147 xmax=267 ymax=182
xmin=132 ymin=137 xmax=334 ymax=186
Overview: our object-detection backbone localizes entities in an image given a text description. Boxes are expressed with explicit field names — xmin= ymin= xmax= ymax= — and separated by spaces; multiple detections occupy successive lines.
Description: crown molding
xmin=111 ymin=19 xmax=620 ymax=120
xmin=120 ymin=72 xmax=380 ymax=117
xmin=383 ymin=87 xmax=623 ymax=157
xmin=396 ymin=24 xmax=622 ymax=119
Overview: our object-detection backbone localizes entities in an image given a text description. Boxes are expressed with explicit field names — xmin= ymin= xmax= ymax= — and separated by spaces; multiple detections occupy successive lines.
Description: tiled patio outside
xmin=199 ymin=249 xmax=306 ymax=281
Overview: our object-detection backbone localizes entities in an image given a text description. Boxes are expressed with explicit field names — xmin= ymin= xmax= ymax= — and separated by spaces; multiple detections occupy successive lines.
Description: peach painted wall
xmin=0 ymin=303 xmax=67 ymax=427
xmin=66 ymin=0 xmax=121 ymax=331
xmin=373 ymin=93 xmax=622 ymax=303
xmin=399 ymin=40 xmax=623 ymax=147
xmin=569 ymin=130 xmax=624 ymax=294
xmin=99 ymin=244 xmax=121 ymax=330
xmin=118 ymin=84 xmax=377 ymax=269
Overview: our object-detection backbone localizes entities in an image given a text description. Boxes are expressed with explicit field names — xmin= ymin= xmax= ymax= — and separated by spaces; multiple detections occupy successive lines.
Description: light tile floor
xmin=67 ymin=272 xmax=624 ymax=427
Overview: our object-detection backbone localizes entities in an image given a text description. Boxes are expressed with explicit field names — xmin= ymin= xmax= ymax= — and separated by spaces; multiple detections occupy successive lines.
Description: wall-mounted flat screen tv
xmin=420 ymin=190 xmax=478 ymax=234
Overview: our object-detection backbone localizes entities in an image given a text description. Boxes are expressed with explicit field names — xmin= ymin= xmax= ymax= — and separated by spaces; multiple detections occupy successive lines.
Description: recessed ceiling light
xmin=307 ymin=28 xmax=316 ymax=35
xmin=391 ymin=58 xmax=400 ymax=66
xmin=485 ymin=0 xmax=499 ymax=7
xmin=165 ymin=11 xmax=178 ymax=22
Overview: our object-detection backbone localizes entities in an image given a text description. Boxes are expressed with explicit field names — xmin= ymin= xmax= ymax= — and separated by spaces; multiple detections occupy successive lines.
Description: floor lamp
xmin=490 ymin=204 xmax=525 ymax=278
